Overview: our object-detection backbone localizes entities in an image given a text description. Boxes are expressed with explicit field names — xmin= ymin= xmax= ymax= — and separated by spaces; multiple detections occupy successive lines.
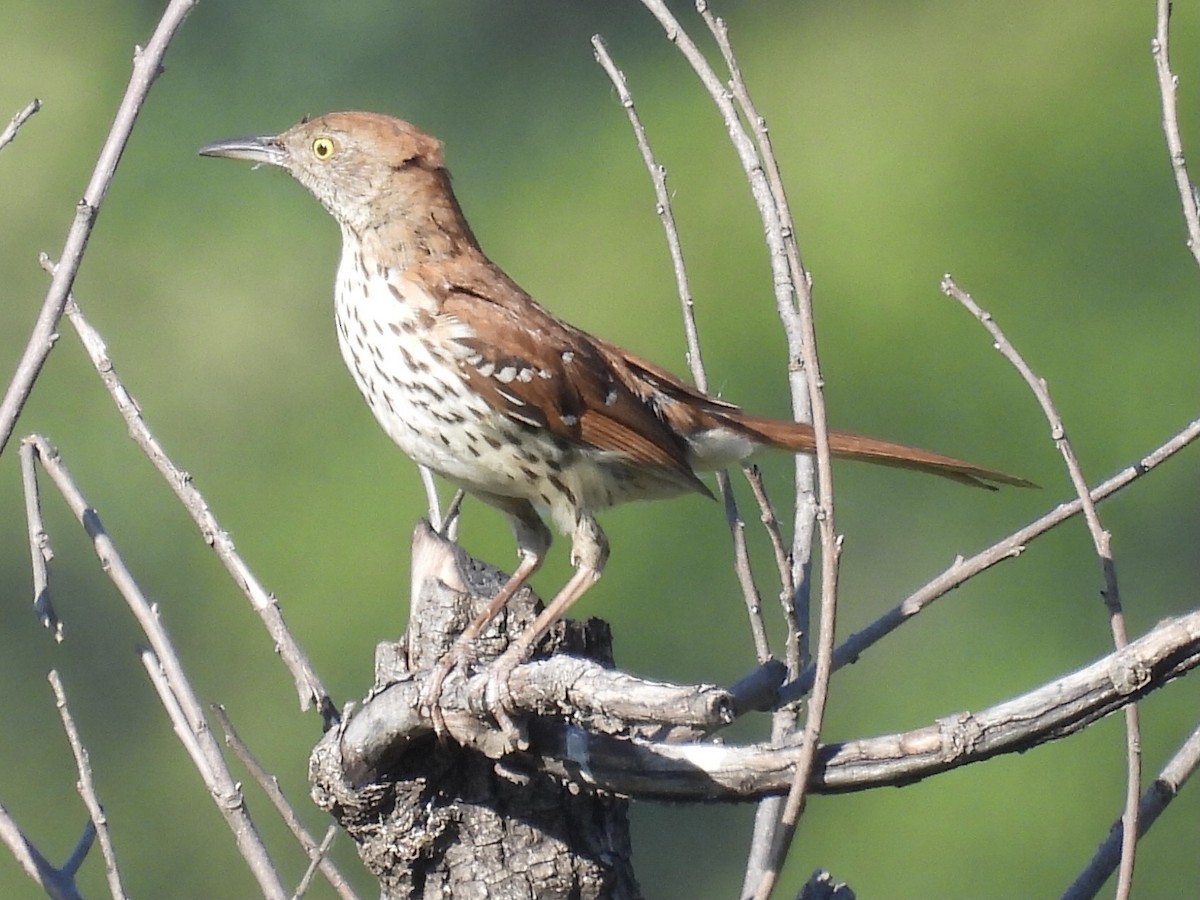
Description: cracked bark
xmin=310 ymin=523 xmax=642 ymax=899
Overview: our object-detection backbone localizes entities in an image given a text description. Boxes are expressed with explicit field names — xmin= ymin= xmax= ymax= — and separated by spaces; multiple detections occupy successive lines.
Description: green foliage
xmin=2 ymin=1 xmax=1199 ymax=897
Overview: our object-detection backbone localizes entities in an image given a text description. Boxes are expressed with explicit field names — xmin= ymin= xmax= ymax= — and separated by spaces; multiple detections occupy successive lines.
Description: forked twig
xmin=704 ymin=5 xmax=844 ymax=891
xmin=0 ymin=801 xmax=88 ymax=900
xmin=630 ymin=4 xmax=840 ymax=893
xmin=48 ymin=671 xmax=128 ymax=900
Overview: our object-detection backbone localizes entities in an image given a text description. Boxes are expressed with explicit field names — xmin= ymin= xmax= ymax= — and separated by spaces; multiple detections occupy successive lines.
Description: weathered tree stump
xmin=309 ymin=522 xmax=643 ymax=899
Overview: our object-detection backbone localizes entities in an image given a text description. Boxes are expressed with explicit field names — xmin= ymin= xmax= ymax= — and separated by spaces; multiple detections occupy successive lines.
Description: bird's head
xmin=200 ymin=111 xmax=450 ymax=235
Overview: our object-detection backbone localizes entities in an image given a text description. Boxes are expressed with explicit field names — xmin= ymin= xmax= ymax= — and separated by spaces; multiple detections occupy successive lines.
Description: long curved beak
xmin=198 ymin=134 xmax=286 ymax=167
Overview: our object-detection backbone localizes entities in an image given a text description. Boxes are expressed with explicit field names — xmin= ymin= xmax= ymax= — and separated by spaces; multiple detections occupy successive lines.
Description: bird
xmin=200 ymin=111 xmax=1033 ymax=739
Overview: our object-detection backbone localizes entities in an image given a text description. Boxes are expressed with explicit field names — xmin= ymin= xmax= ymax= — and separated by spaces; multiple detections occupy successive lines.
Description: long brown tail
xmin=730 ymin=413 xmax=1036 ymax=490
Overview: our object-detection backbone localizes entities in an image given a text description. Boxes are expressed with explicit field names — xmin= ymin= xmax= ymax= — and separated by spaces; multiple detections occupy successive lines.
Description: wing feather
xmin=414 ymin=260 xmax=707 ymax=493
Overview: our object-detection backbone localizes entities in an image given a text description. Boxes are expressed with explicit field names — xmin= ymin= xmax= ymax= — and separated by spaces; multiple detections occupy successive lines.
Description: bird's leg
xmin=485 ymin=515 xmax=609 ymax=749
xmin=422 ymin=498 xmax=550 ymax=736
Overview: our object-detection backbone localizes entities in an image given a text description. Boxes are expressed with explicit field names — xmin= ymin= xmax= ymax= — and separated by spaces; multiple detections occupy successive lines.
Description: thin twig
xmin=0 ymin=0 xmax=196 ymax=458
xmin=743 ymin=464 xmax=796 ymax=630
xmin=23 ymin=435 xmax=289 ymax=900
xmin=293 ymin=827 xmax=340 ymax=900
xmin=139 ymin=648 xmax=213 ymax=781
xmin=51 ymin=286 xmax=331 ymax=718
xmin=0 ymin=98 xmax=41 ymax=154
xmin=19 ymin=437 xmax=59 ymax=639
xmin=693 ymin=7 xmax=843 ymax=893
xmin=1152 ymin=0 xmax=1200 ymax=267
xmin=633 ymin=4 xmax=839 ymax=891
xmin=718 ymin=470 xmax=773 ymax=661
xmin=636 ymin=0 xmax=829 ymax=597
xmin=781 ymin=412 xmax=1200 ymax=703
xmin=589 ymin=36 xmax=709 ymax=388
xmin=743 ymin=463 xmax=806 ymax=894
xmin=213 ymin=705 xmax=360 ymax=900
xmin=590 ymin=34 xmax=773 ymax=662
xmin=48 ymin=671 xmax=129 ymax=900
xmin=697 ymin=2 xmax=825 ymax=671
xmin=943 ymin=276 xmax=1139 ymax=899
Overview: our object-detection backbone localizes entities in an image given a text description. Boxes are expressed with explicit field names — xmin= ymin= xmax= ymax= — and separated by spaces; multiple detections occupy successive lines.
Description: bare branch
xmin=213 ymin=705 xmax=360 ymax=900
xmin=0 ymin=98 xmax=41 ymax=154
xmin=1152 ymin=0 xmax=1200 ymax=267
xmin=693 ymin=3 xmax=824 ymax=644
xmin=740 ymin=463 xmax=800 ymax=886
xmin=590 ymin=34 xmax=774 ymax=663
xmin=50 ymin=286 xmax=331 ymax=718
xmin=740 ymin=463 xmax=804 ymax=895
xmin=589 ymin=36 xmax=708 ymax=389
xmin=943 ymin=276 xmax=1140 ymax=898
xmin=19 ymin=437 xmax=58 ymax=639
xmin=633 ymin=0 xmax=828 ymax=604
xmin=139 ymin=648 xmax=213 ymax=780
xmin=523 ymin=607 xmax=1200 ymax=802
xmin=627 ymin=4 xmax=842 ymax=890
xmin=48 ymin=671 xmax=128 ymax=900
xmin=337 ymin=524 xmax=1196 ymax=825
xmin=781 ymin=412 xmax=1200 ymax=704
xmin=743 ymin=464 xmax=796 ymax=639
xmin=338 ymin=653 xmax=740 ymax=784
xmin=0 ymin=0 xmax=196 ymax=458
xmin=695 ymin=6 xmax=842 ymax=890
xmin=22 ymin=436 xmax=290 ymax=900
xmin=941 ymin=277 xmax=1120 ymax=603
xmin=720 ymin=475 xmax=774 ymax=660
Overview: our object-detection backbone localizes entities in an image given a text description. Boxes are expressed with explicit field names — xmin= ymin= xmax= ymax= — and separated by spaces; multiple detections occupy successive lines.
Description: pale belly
xmin=332 ymin=256 xmax=701 ymax=531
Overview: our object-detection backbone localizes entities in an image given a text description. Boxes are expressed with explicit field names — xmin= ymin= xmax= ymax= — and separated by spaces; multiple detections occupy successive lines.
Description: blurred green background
xmin=3 ymin=1 xmax=1200 ymax=897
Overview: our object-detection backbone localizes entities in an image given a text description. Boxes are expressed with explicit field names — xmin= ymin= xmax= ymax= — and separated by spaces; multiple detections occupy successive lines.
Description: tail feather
xmin=728 ymin=413 xmax=1036 ymax=491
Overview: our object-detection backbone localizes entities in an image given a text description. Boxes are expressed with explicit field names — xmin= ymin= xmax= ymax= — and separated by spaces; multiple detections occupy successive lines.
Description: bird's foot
xmin=422 ymin=639 xmax=531 ymax=753
xmin=421 ymin=642 xmax=476 ymax=740
xmin=483 ymin=648 xmax=528 ymax=753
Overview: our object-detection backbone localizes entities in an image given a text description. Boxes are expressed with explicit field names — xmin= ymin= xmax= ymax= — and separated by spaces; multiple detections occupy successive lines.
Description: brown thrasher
xmin=201 ymin=112 xmax=1032 ymax=736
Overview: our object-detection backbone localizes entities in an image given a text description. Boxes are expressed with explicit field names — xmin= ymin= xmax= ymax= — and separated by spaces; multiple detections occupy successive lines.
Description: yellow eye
xmin=311 ymin=137 xmax=335 ymax=160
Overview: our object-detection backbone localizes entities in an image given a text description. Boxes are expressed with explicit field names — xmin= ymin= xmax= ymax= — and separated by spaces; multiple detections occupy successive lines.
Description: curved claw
xmin=421 ymin=644 xmax=474 ymax=741
xmin=484 ymin=652 xmax=528 ymax=753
